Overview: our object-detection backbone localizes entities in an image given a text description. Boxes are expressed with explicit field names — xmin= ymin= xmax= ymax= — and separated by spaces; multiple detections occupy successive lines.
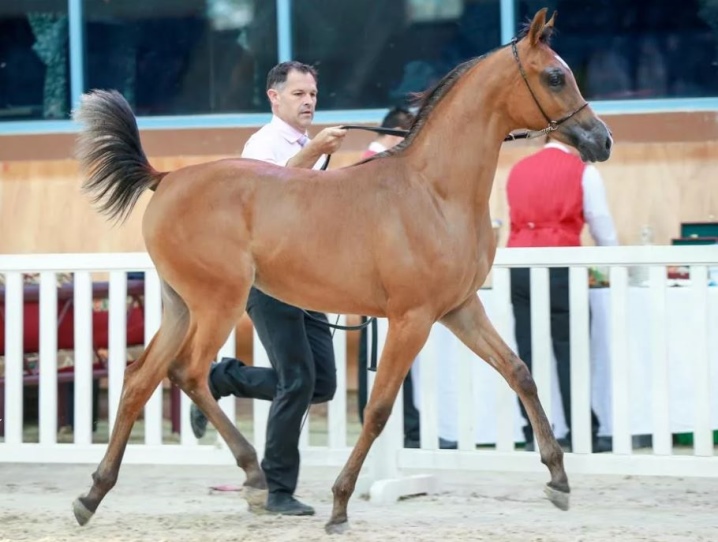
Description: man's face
xmin=268 ymin=69 xmax=317 ymax=132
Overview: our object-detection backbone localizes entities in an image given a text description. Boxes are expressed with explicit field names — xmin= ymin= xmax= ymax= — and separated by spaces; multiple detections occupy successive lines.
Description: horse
xmin=70 ymin=8 xmax=611 ymax=534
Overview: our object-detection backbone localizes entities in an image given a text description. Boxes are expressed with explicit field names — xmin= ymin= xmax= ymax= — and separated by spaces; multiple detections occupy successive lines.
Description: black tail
xmin=73 ymin=89 xmax=164 ymax=224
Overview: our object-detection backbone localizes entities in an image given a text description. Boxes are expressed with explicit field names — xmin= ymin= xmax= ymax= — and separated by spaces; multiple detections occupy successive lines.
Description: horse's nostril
xmin=605 ymin=137 xmax=612 ymax=152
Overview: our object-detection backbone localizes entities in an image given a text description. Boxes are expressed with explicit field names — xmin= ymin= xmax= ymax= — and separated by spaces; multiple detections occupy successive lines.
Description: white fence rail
xmin=0 ymin=247 xmax=716 ymax=496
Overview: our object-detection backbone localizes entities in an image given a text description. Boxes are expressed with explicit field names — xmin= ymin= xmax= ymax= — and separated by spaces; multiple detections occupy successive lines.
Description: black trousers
xmin=208 ymin=287 xmax=337 ymax=495
xmin=357 ymin=317 xmax=421 ymax=442
xmin=510 ymin=267 xmax=600 ymax=443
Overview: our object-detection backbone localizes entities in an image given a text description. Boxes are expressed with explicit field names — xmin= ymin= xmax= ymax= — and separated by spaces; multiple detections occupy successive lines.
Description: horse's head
xmin=510 ymin=8 xmax=612 ymax=162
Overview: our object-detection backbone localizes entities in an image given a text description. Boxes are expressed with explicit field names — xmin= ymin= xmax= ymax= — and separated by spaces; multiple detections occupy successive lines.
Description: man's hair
xmin=380 ymin=106 xmax=415 ymax=130
xmin=266 ymin=61 xmax=318 ymax=91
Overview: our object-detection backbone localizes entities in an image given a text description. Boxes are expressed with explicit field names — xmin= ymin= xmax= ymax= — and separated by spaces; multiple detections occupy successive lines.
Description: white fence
xmin=0 ymin=246 xmax=716 ymax=499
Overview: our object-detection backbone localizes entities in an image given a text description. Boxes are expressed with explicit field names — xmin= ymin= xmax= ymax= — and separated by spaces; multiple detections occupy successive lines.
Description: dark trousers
xmin=510 ymin=267 xmax=600 ymax=444
xmin=357 ymin=317 xmax=421 ymax=443
xmin=208 ymin=287 xmax=337 ymax=495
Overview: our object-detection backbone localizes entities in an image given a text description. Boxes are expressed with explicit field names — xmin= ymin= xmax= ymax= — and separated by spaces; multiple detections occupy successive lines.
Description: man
xmin=189 ymin=60 xmax=347 ymax=515
xmin=506 ymin=134 xmax=617 ymax=454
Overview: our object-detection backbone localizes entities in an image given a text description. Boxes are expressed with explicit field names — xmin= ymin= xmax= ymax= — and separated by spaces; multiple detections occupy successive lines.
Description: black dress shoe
xmin=403 ymin=437 xmax=458 ymax=449
xmin=592 ymin=436 xmax=613 ymax=453
xmin=190 ymin=403 xmax=208 ymax=439
xmin=265 ymin=492 xmax=315 ymax=516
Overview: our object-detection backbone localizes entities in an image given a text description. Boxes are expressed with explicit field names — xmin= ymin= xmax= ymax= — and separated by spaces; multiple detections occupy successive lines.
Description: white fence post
xmin=73 ymin=271 xmax=94 ymax=445
xmin=39 ymin=272 xmax=58 ymax=445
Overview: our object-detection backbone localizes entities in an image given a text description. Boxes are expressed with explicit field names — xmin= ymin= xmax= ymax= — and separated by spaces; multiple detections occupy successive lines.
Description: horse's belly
xmin=252 ymin=254 xmax=384 ymax=317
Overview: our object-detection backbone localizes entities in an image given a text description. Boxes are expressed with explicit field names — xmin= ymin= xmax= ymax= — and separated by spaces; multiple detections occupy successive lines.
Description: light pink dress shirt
xmin=241 ymin=115 xmax=325 ymax=169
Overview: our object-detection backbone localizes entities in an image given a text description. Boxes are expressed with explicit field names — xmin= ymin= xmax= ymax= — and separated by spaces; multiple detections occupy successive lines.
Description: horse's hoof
xmin=243 ymin=485 xmax=268 ymax=514
xmin=544 ymin=484 xmax=570 ymax=511
xmin=325 ymin=520 xmax=350 ymax=535
xmin=72 ymin=497 xmax=94 ymax=526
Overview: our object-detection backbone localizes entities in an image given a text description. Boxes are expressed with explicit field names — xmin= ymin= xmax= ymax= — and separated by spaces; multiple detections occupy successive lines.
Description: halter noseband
xmin=510 ymin=37 xmax=588 ymax=136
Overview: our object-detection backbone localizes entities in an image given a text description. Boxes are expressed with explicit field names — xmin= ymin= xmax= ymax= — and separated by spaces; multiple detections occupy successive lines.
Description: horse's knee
xmin=510 ymin=355 xmax=537 ymax=397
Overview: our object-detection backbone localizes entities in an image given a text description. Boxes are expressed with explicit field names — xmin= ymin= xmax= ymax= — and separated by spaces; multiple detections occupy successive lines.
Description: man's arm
xmin=286 ymin=127 xmax=347 ymax=169
xmin=285 ymin=143 xmax=327 ymax=169
xmin=582 ymin=164 xmax=619 ymax=246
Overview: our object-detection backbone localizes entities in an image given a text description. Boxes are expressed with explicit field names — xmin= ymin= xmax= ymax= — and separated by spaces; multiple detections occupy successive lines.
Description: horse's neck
xmin=405 ymin=52 xmax=514 ymax=210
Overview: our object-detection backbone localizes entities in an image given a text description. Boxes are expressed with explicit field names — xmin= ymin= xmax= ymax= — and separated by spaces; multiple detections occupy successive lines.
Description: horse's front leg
xmin=440 ymin=294 xmax=570 ymax=510
xmin=326 ymin=311 xmax=433 ymax=534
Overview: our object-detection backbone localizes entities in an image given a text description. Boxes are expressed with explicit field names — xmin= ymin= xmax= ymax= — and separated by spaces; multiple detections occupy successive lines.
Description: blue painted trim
xmin=276 ymin=0 xmax=292 ymax=62
xmin=500 ymin=0 xmax=516 ymax=44
xmin=68 ymin=0 xmax=84 ymax=111
xmin=591 ymin=97 xmax=718 ymax=116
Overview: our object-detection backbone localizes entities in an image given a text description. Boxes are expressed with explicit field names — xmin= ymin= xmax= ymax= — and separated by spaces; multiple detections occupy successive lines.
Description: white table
xmin=411 ymin=287 xmax=718 ymax=444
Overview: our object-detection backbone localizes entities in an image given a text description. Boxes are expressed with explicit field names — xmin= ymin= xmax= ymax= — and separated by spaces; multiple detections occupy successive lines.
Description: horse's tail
xmin=73 ymin=89 xmax=166 ymax=224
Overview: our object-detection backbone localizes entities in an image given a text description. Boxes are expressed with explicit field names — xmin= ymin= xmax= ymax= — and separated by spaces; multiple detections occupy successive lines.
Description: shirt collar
xmin=368 ymin=141 xmax=387 ymax=153
xmin=544 ymin=141 xmax=571 ymax=153
xmin=270 ymin=115 xmax=309 ymax=144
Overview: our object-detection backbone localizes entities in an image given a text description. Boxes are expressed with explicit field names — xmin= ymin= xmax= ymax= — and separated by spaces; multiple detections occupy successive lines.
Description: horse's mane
xmin=366 ymin=42 xmax=510 ymax=161
xmin=385 ymin=56 xmax=485 ymax=154
xmin=357 ymin=19 xmax=554 ymax=163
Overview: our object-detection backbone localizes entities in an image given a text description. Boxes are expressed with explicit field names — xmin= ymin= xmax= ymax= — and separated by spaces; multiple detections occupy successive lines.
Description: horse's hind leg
xmin=168 ymin=299 xmax=266 ymax=504
xmin=72 ymin=281 xmax=189 ymax=526
xmin=441 ymin=294 xmax=569 ymax=510
xmin=326 ymin=312 xmax=432 ymax=533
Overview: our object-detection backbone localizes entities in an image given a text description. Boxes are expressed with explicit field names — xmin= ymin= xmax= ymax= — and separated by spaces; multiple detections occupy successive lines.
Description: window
xmin=0 ymin=1 xmax=70 ymax=120
xmin=83 ymin=0 xmax=278 ymax=116
xmin=290 ymin=0 xmax=502 ymax=110
xmin=515 ymin=0 xmax=718 ymax=100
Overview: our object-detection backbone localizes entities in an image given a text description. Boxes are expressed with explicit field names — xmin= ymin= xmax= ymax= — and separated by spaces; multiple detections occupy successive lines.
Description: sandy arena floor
xmin=0 ymin=462 xmax=716 ymax=542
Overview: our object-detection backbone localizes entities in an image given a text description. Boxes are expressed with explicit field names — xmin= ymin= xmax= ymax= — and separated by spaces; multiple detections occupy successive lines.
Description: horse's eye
xmin=549 ymin=72 xmax=565 ymax=88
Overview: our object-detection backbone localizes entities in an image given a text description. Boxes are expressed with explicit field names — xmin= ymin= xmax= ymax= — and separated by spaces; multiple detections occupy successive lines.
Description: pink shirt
xmin=241 ymin=115 xmax=325 ymax=169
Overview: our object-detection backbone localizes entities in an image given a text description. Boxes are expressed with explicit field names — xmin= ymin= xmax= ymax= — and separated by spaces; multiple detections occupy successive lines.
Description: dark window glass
xmin=515 ymin=1 xmax=718 ymax=100
xmin=0 ymin=1 xmax=71 ymax=120
xmin=84 ymin=0 xmax=278 ymax=116
xmin=290 ymin=0 xmax=502 ymax=110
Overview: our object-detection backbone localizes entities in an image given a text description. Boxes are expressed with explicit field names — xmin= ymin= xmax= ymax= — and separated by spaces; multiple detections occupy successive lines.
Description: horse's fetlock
xmin=332 ymin=478 xmax=354 ymax=501
xmin=92 ymin=469 xmax=118 ymax=492
xmin=541 ymin=446 xmax=564 ymax=469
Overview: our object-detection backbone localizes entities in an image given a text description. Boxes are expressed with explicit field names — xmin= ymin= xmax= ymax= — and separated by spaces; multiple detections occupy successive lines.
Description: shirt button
xmin=528 ymin=222 xmax=535 ymax=229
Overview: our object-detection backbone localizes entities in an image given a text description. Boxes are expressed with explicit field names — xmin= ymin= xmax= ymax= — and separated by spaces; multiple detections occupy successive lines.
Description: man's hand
xmin=308 ymin=127 xmax=347 ymax=155
xmin=286 ymin=126 xmax=347 ymax=169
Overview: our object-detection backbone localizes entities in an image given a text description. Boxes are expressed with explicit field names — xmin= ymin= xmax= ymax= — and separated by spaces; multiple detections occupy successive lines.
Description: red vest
xmin=507 ymin=147 xmax=586 ymax=247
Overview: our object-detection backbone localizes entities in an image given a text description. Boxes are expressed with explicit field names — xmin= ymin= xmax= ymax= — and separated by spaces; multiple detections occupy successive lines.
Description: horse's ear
xmin=528 ymin=7 xmax=548 ymax=46
xmin=546 ymin=10 xmax=557 ymax=28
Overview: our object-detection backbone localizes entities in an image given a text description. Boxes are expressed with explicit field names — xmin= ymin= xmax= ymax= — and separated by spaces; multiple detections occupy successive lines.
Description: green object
xmin=673 ymin=431 xmax=718 ymax=446
xmin=671 ymin=237 xmax=718 ymax=246
xmin=680 ymin=222 xmax=718 ymax=238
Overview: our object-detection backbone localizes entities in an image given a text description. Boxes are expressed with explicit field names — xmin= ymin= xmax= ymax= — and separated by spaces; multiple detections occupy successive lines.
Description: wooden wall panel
xmin=2 ymin=141 xmax=717 ymax=252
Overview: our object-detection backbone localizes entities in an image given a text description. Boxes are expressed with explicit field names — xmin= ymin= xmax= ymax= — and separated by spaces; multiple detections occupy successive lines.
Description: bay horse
xmin=71 ymin=8 xmax=611 ymax=534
